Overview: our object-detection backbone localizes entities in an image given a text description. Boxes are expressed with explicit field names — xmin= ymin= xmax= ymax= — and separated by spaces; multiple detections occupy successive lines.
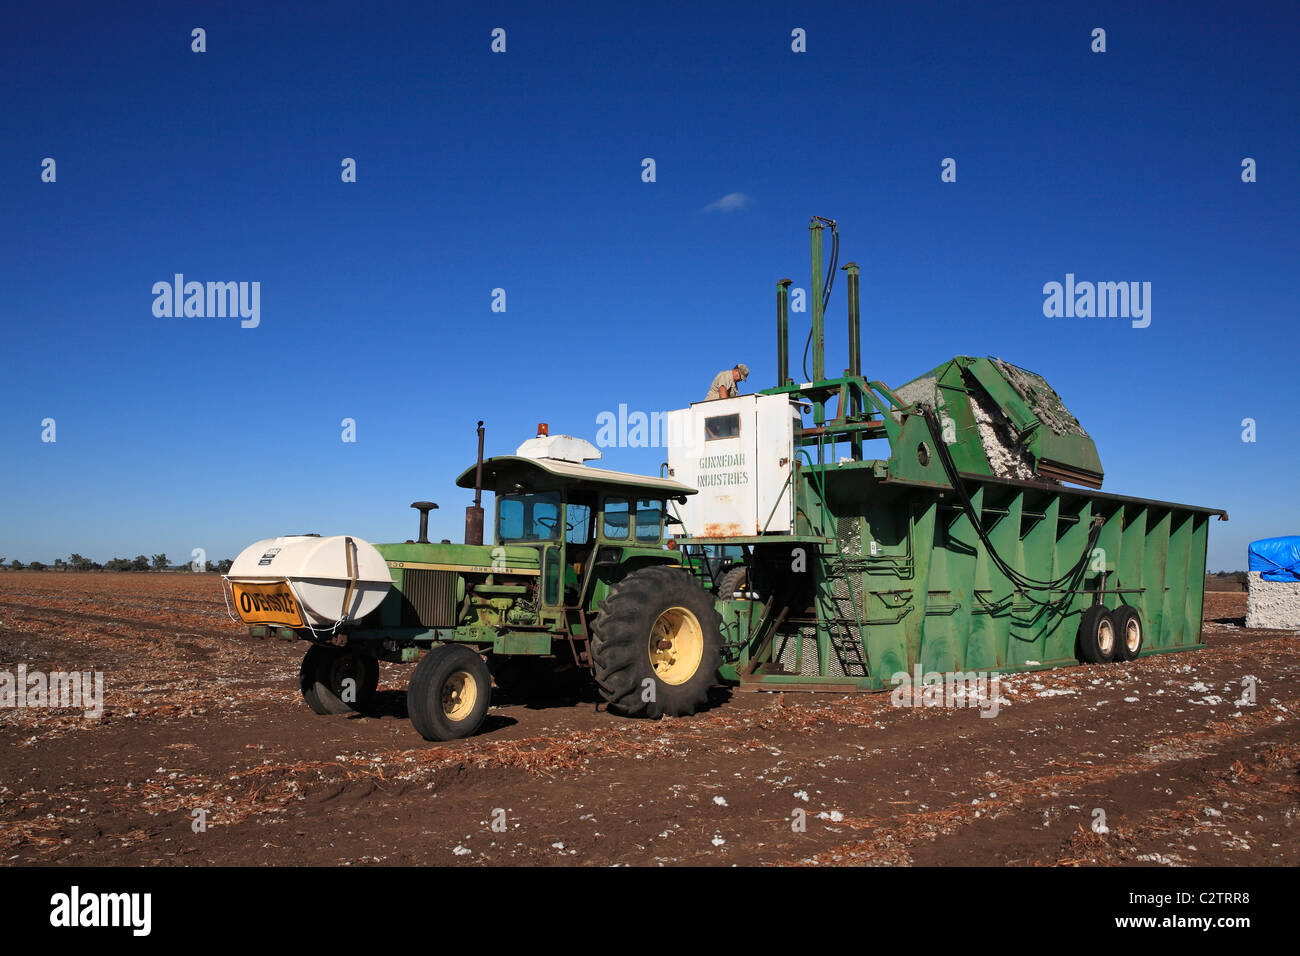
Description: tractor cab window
xmin=566 ymin=501 xmax=593 ymax=545
xmin=635 ymin=499 xmax=664 ymax=542
xmin=496 ymin=491 xmax=562 ymax=543
xmin=602 ymin=497 xmax=629 ymax=540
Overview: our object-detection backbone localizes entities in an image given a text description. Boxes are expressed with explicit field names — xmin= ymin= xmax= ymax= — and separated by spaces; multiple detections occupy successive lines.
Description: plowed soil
xmin=1 ymin=574 xmax=1295 ymax=866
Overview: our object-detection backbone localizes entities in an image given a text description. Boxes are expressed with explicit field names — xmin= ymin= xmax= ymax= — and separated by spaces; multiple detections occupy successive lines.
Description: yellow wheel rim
xmin=648 ymin=607 xmax=704 ymax=686
xmin=442 ymin=669 xmax=478 ymax=721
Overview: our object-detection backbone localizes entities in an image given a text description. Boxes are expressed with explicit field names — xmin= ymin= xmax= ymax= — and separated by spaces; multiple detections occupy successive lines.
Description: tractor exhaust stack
xmin=464 ymin=420 xmax=486 ymax=545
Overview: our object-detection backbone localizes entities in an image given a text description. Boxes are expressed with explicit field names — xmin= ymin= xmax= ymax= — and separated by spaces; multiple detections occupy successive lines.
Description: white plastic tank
xmin=226 ymin=535 xmax=392 ymax=627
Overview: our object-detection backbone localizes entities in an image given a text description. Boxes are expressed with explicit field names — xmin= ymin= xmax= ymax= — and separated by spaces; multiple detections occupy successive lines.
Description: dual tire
xmin=1077 ymin=605 xmax=1145 ymax=664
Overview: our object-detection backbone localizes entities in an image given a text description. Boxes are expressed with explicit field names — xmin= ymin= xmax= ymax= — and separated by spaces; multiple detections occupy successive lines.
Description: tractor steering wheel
xmin=534 ymin=516 xmax=574 ymax=533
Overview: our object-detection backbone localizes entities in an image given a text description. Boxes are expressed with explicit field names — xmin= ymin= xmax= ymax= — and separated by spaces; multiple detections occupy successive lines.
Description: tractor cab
xmin=454 ymin=428 xmax=695 ymax=615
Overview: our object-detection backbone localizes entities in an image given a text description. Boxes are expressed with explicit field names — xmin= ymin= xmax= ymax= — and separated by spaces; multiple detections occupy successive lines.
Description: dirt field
xmin=1 ymin=573 xmax=1295 ymax=866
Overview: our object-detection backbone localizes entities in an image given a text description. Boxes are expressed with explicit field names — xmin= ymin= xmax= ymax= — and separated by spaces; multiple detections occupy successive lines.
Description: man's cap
xmin=735 ymin=363 xmax=750 ymax=380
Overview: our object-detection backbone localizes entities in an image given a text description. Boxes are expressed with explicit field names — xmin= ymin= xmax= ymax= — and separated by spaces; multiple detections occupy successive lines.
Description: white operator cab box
xmin=665 ymin=392 xmax=801 ymax=538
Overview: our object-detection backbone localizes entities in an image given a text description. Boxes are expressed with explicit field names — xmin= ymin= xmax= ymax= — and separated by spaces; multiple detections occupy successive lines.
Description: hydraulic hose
xmin=919 ymin=404 xmax=1102 ymax=609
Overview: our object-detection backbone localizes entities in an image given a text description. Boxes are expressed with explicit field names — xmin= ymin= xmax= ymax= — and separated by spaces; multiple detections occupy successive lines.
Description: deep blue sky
xmin=2 ymin=1 xmax=1296 ymax=570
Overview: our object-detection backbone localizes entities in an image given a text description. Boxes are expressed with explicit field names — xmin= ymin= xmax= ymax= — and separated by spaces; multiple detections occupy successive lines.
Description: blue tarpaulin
xmin=1248 ymin=537 xmax=1300 ymax=582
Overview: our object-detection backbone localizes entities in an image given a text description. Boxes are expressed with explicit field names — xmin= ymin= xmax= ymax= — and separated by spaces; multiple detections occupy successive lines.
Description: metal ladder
xmin=819 ymin=545 xmax=870 ymax=678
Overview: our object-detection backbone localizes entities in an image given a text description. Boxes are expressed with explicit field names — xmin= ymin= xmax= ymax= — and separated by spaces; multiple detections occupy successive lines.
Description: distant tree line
xmin=3 ymin=554 xmax=233 ymax=573
xmin=1205 ymin=570 xmax=1248 ymax=592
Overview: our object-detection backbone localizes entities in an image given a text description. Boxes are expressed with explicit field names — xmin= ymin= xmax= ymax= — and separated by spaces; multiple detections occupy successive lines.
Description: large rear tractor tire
xmin=590 ymin=565 xmax=722 ymax=719
xmin=408 ymin=644 xmax=493 ymax=741
xmin=299 ymin=645 xmax=379 ymax=715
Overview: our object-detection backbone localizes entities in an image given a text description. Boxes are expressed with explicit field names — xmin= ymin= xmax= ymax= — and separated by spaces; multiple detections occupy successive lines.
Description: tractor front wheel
xmin=590 ymin=565 xmax=722 ymax=718
xmin=408 ymin=644 xmax=493 ymax=741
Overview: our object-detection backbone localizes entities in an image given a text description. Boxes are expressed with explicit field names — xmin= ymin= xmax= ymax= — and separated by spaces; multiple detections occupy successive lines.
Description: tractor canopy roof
xmin=455 ymin=455 xmax=696 ymax=502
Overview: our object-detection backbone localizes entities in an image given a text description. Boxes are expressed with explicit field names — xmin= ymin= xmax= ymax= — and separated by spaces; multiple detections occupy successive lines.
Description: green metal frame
xmin=686 ymin=216 xmax=1226 ymax=692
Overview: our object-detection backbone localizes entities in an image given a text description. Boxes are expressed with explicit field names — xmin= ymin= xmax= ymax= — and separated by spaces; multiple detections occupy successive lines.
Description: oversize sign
xmin=231 ymin=581 xmax=303 ymax=627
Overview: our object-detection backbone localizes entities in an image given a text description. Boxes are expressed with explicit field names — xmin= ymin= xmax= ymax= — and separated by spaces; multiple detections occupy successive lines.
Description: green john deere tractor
xmin=224 ymin=427 xmax=723 ymax=741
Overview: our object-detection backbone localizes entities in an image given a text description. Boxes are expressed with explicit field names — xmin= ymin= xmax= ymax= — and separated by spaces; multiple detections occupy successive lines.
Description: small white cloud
xmin=704 ymin=192 xmax=751 ymax=213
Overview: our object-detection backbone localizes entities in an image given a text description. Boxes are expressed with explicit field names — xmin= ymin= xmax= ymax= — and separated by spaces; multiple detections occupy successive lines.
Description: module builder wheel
xmin=1076 ymin=605 xmax=1116 ymax=664
xmin=1110 ymin=606 xmax=1145 ymax=662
